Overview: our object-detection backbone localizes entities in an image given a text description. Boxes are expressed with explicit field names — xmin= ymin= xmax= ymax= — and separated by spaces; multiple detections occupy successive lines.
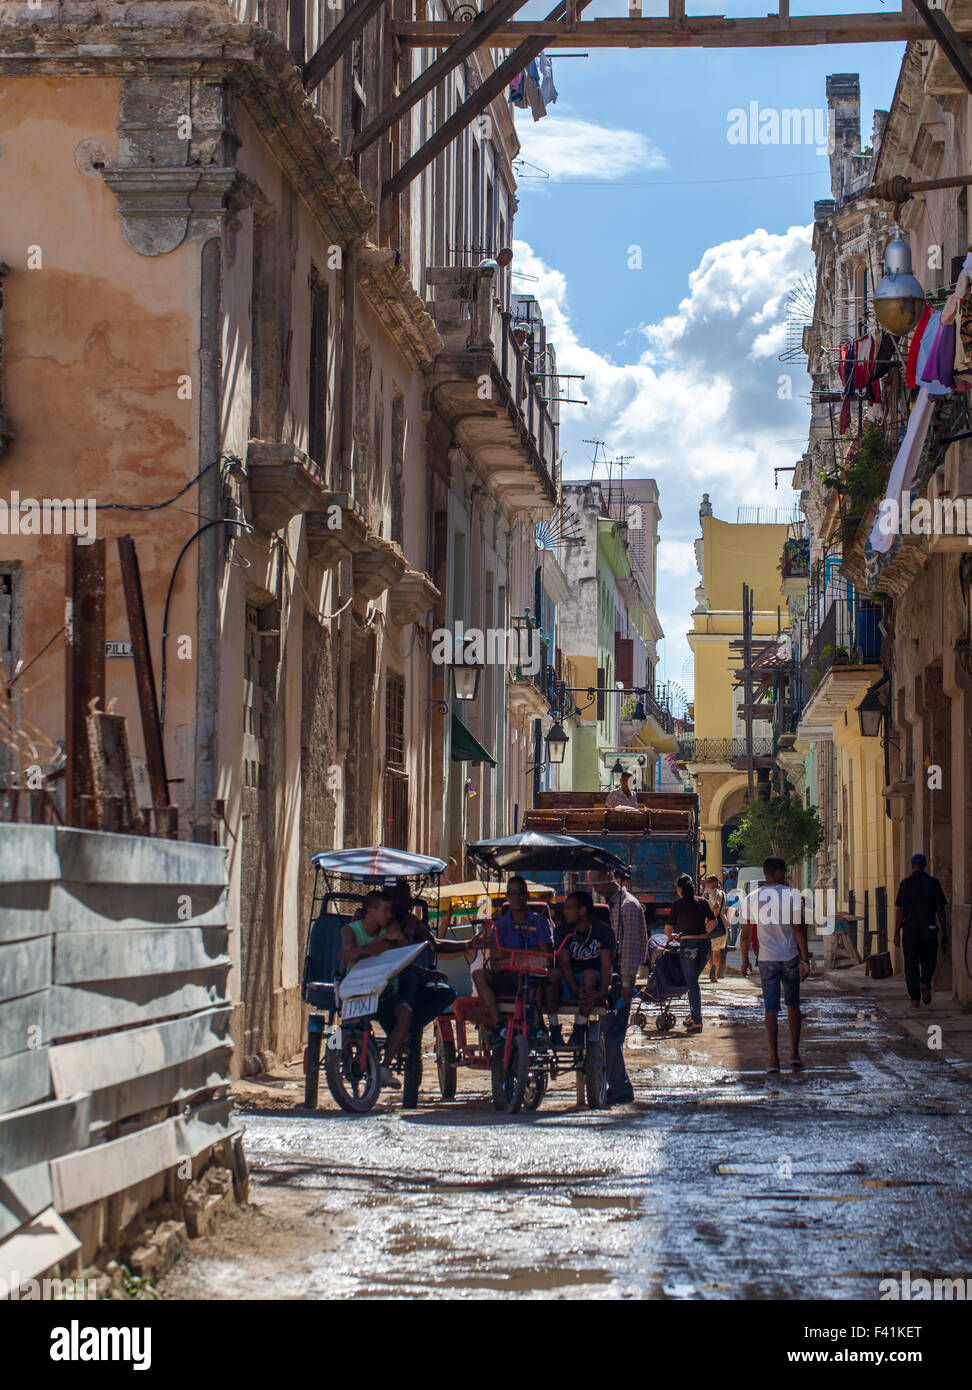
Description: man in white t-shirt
xmin=739 ymin=856 xmax=810 ymax=1074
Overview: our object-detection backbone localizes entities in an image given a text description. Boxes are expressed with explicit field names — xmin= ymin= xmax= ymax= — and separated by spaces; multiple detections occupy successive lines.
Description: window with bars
xmin=243 ymin=605 xmax=266 ymax=791
xmin=308 ymin=267 xmax=328 ymax=476
xmin=385 ymin=673 xmax=405 ymax=770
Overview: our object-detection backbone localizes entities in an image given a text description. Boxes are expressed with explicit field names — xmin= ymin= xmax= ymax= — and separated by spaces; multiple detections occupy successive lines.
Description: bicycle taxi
xmin=301 ymin=845 xmax=457 ymax=1113
xmin=434 ymin=832 xmax=630 ymax=1114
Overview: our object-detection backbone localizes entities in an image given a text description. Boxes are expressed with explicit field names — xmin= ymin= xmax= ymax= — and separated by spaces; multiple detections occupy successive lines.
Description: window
xmin=308 ymin=267 xmax=328 ymax=476
xmin=384 ymin=673 xmax=407 ymax=849
xmin=385 ymin=673 xmax=405 ymax=770
xmin=243 ymin=606 xmax=266 ymax=791
xmin=390 ymin=392 xmax=405 ymax=547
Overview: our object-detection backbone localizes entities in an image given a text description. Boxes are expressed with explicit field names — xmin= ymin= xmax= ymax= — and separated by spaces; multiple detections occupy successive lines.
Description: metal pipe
xmin=336 ymin=238 xmax=358 ymax=844
xmin=866 ymin=172 xmax=972 ymax=204
xmin=194 ymin=236 xmax=223 ymax=844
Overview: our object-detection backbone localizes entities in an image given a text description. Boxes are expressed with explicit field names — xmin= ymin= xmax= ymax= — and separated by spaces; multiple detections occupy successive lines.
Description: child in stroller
xmin=634 ymin=931 xmax=689 ymax=1033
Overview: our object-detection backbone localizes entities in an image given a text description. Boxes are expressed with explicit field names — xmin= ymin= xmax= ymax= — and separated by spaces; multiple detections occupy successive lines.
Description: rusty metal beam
xmin=304 ymin=0 xmax=387 ymax=92
xmin=351 ymin=0 xmax=533 ymax=157
xmin=116 ymin=535 xmax=171 ymax=824
xmin=389 ymin=12 xmax=925 ymax=48
xmin=385 ymin=0 xmax=594 ymax=201
xmin=65 ymin=538 xmax=105 ymax=829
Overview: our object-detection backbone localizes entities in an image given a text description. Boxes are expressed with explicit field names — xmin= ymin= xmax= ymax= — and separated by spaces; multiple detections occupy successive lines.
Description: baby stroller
xmin=635 ymin=934 xmax=688 ymax=1033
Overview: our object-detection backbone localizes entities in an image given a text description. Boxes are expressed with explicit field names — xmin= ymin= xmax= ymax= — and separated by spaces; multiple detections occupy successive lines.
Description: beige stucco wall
xmin=0 ymin=76 xmax=200 ymax=815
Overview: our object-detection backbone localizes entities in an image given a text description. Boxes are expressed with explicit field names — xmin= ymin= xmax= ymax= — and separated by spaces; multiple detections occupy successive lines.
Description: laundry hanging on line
xmin=510 ymin=53 xmax=558 ymax=122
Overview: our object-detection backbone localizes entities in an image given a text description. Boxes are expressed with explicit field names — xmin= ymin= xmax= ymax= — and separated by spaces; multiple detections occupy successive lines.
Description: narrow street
xmin=160 ymin=972 xmax=972 ymax=1300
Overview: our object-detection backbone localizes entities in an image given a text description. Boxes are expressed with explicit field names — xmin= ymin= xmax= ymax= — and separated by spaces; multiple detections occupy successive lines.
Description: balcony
xmin=798 ymin=593 xmax=882 ymax=728
xmin=425 ymin=265 xmax=557 ymax=511
xmin=676 ymin=736 xmax=774 ymax=767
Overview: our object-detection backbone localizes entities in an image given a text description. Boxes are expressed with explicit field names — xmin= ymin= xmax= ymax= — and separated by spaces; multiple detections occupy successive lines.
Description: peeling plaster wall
xmin=0 ymin=75 xmax=201 ymax=824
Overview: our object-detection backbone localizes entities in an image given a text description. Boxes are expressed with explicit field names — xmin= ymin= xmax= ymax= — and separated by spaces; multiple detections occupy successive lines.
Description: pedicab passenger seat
xmin=302 ymin=910 xmax=346 ymax=1011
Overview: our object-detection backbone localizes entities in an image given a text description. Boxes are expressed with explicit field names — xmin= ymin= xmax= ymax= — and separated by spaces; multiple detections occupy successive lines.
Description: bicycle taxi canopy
xmin=310 ymin=846 xmax=448 ymax=884
xmin=466 ymin=832 xmax=630 ymax=880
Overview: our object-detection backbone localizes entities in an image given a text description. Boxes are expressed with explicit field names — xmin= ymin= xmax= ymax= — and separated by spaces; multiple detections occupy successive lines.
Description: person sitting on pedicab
xmin=338 ymin=891 xmax=412 ymax=1091
xmin=384 ymin=879 xmax=488 ymax=1041
xmin=555 ymin=890 xmax=616 ymax=1050
xmin=472 ymin=875 xmax=554 ymax=1038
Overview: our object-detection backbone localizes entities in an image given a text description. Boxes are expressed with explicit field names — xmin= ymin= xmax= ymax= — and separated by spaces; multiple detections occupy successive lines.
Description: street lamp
xmin=630 ymin=696 xmax=647 ymax=733
xmin=451 ymin=660 xmax=482 ymax=702
xmin=873 ymin=239 xmax=925 ymax=336
xmin=544 ymin=717 xmax=569 ymax=764
xmin=858 ymin=676 xmax=890 ymax=738
xmin=610 ymin=758 xmax=624 ymax=781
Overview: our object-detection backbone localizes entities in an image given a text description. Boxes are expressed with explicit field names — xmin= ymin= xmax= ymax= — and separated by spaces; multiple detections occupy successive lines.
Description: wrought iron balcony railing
xmin=676 ymin=736 xmax=774 ymax=764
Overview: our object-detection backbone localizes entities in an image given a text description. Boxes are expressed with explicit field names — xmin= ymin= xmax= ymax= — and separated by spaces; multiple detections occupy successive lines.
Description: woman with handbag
xmin=703 ymin=875 xmax=731 ymax=981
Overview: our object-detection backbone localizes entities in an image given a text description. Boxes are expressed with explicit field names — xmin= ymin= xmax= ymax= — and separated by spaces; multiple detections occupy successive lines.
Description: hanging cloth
xmin=536 ymin=53 xmax=558 ymax=108
xmin=854 ymin=334 xmax=876 ymax=391
xmin=868 ymin=388 xmax=936 ymax=553
xmin=905 ymin=304 xmax=932 ymax=389
xmin=915 ymin=311 xmax=951 ymax=395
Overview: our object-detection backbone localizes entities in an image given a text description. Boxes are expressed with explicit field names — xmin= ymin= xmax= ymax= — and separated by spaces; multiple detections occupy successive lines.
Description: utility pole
xmin=742 ymin=582 xmax=755 ymax=803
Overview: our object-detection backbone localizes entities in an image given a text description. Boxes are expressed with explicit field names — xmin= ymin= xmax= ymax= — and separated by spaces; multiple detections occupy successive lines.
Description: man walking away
xmin=739 ymin=857 xmax=810 ymax=1074
xmin=588 ymin=868 xmax=648 ymax=1106
xmin=894 ymin=854 xmax=948 ymax=1008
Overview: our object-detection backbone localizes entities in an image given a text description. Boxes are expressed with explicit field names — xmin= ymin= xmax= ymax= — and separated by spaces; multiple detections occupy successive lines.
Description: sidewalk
xmin=824 ymin=962 xmax=972 ymax=1076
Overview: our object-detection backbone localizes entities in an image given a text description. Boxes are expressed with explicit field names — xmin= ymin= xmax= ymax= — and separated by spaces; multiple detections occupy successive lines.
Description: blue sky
xmin=509 ymin=4 xmax=904 ymax=690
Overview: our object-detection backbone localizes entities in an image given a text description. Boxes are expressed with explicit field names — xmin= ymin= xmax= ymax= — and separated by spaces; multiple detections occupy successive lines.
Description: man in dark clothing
xmin=894 ymin=854 xmax=948 ymax=1007
xmin=556 ymin=889 xmax=615 ymax=1050
xmin=589 ymin=868 xmax=647 ymax=1106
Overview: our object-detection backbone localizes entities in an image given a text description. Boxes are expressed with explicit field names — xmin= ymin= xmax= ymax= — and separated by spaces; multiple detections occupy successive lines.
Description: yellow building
xmin=682 ymin=497 xmax=791 ymax=877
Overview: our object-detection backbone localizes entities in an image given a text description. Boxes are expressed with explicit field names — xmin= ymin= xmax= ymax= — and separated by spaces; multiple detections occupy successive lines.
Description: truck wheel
xmin=435 ymin=1033 xmax=458 ymax=1100
xmin=303 ymin=1029 xmax=321 ymax=1109
xmin=584 ymin=1037 xmax=607 ymax=1109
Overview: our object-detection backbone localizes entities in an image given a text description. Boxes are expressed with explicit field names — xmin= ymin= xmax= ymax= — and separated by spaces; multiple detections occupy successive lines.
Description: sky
xmin=507 ymin=0 xmax=905 ymax=692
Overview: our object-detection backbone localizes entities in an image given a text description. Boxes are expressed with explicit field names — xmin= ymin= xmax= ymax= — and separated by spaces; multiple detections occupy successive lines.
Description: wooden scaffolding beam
xmin=351 ymin=0 xmax=534 ymax=157
xmin=389 ymin=10 xmax=925 ymax=49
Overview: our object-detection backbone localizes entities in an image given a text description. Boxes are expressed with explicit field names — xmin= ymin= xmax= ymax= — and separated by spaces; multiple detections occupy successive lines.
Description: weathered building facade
xmin=0 ymin=2 xmax=566 ymax=1061
xmin=795 ymin=59 xmax=972 ymax=999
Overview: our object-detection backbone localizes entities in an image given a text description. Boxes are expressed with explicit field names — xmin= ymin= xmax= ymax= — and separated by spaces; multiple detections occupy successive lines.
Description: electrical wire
xmin=96 ymin=453 xmax=241 ymax=513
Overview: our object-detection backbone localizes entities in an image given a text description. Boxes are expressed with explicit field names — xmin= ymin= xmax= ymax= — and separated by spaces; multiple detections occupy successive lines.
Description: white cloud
xmin=513 ymin=112 xmax=667 ymax=183
xmin=512 ymin=225 xmax=813 ymax=683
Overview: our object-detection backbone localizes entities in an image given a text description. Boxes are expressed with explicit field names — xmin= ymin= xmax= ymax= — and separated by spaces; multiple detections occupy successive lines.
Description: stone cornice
xmin=0 ymin=16 xmax=445 ymax=370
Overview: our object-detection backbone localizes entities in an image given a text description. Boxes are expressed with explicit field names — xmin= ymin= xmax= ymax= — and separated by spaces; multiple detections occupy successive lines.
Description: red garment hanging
xmin=905 ymin=305 xmax=932 ymax=389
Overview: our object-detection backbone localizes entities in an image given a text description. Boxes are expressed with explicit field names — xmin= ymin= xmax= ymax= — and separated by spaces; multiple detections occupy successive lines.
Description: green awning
xmin=451 ymin=712 xmax=496 ymax=767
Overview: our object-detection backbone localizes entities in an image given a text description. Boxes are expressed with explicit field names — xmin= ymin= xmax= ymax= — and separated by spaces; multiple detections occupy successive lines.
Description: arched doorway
xmin=718 ymin=785 xmax=751 ymax=875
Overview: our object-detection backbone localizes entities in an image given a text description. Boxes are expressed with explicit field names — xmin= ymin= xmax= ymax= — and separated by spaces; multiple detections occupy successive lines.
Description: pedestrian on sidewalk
xmin=666 ymin=874 xmax=718 ymax=1034
xmin=739 ymin=857 xmax=810 ymax=1074
xmin=894 ymin=854 xmax=948 ymax=1008
xmin=703 ymin=875 xmax=730 ymax=980
xmin=588 ymin=868 xmax=647 ymax=1104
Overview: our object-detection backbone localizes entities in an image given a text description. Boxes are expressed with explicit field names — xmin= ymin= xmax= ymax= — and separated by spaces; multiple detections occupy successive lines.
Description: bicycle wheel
xmin=324 ymin=1029 xmax=381 ymax=1113
xmin=523 ymin=1066 xmax=548 ymax=1111
xmin=584 ymin=1037 xmax=607 ymax=1109
xmin=401 ymin=1037 xmax=423 ymax=1109
xmin=303 ymin=1027 xmax=322 ymax=1109
xmin=490 ymin=1033 xmax=529 ymax=1113
xmin=435 ymin=1032 xmax=458 ymax=1100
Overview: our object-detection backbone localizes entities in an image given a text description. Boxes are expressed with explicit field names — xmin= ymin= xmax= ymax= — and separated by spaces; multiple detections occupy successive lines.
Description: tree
xmin=727 ymin=796 xmax=824 ymax=868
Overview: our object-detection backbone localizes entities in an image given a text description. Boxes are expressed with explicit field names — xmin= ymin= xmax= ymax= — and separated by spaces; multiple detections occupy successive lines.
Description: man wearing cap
xmin=894 ymin=854 xmax=948 ymax=1007
xmin=606 ymin=768 xmax=640 ymax=810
